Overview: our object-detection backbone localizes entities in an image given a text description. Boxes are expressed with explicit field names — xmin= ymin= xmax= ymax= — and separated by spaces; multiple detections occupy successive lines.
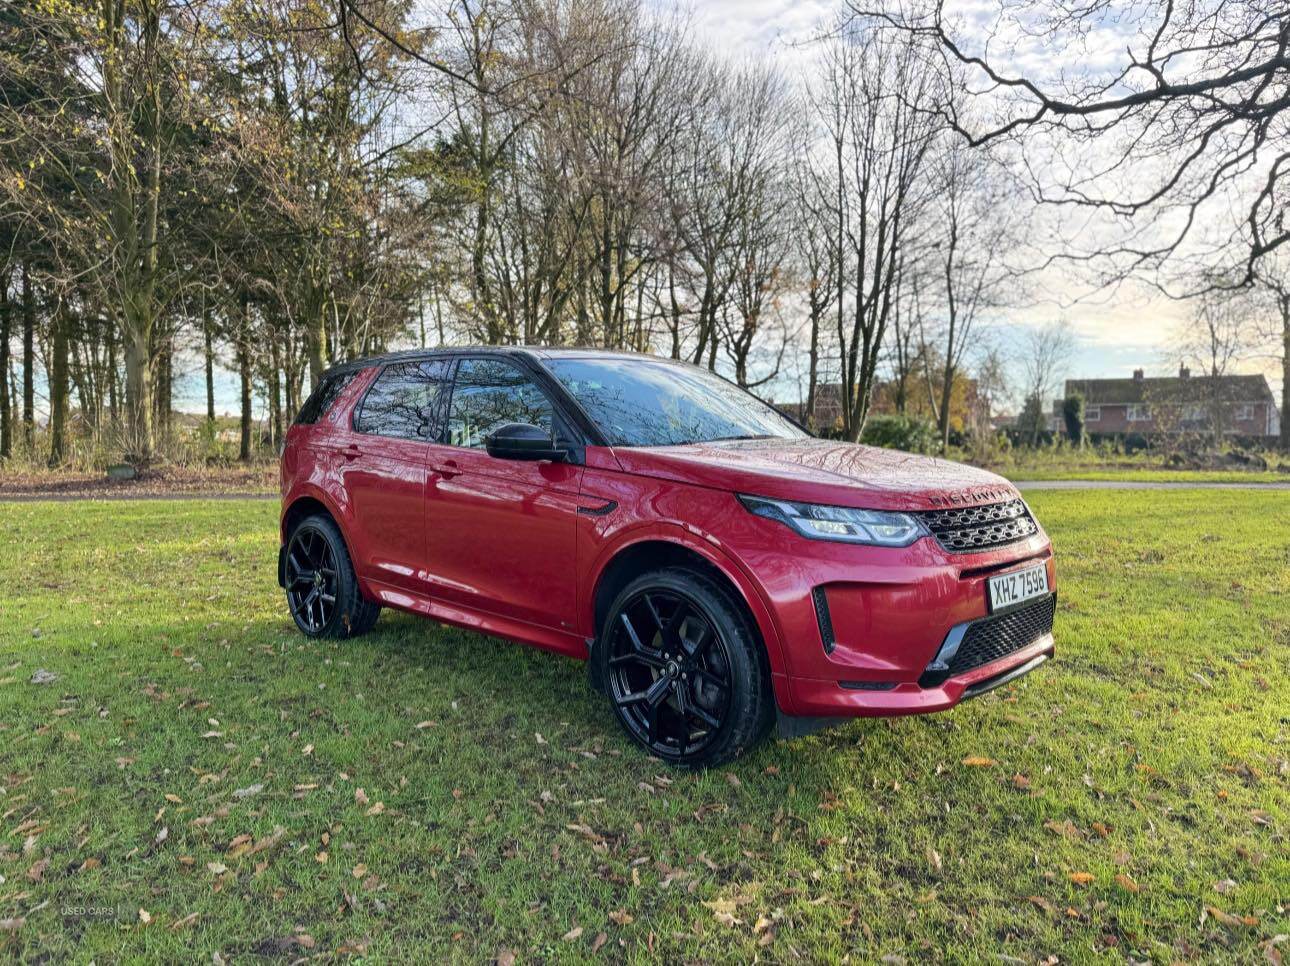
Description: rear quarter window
xmin=294 ymin=371 xmax=358 ymax=425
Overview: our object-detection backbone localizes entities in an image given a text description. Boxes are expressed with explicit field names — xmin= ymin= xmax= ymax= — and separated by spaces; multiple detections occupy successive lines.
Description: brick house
xmin=1056 ymin=367 xmax=1281 ymax=440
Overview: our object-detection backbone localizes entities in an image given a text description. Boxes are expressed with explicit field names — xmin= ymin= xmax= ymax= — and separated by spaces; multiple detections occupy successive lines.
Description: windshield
xmin=545 ymin=357 xmax=808 ymax=447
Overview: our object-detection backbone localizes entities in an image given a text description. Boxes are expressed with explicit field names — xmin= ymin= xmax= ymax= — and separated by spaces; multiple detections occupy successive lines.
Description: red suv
xmin=279 ymin=348 xmax=1055 ymax=766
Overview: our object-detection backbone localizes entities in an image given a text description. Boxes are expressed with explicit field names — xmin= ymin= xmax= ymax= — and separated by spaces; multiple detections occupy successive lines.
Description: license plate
xmin=988 ymin=564 xmax=1049 ymax=612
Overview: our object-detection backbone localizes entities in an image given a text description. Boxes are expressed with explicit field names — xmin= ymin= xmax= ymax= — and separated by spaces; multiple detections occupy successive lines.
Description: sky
xmin=671 ymin=0 xmax=1224 ymax=391
xmin=167 ymin=0 xmax=1277 ymax=418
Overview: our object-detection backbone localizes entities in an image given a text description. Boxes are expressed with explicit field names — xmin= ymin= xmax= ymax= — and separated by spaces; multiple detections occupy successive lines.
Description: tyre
xmin=595 ymin=567 xmax=774 ymax=768
xmin=283 ymin=514 xmax=380 ymax=638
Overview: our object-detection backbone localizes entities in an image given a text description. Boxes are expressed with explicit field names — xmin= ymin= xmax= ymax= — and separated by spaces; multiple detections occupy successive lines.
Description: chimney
xmin=1133 ymin=368 xmax=1144 ymax=381
xmin=1179 ymin=364 xmax=1190 ymax=379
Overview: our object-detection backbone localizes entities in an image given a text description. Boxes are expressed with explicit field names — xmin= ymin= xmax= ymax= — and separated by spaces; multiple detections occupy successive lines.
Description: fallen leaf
xmin=170 ymin=912 xmax=200 ymax=931
xmin=231 ymin=783 xmax=263 ymax=800
xmin=207 ymin=862 xmax=228 ymax=875
xmin=591 ymin=932 xmax=607 ymax=952
xmin=352 ymin=864 xmax=368 ymax=878
xmin=354 ymin=788 xmax=369 ymax=806
xmin=961 ymin=756 xmax=996 ymax=767
xmin=1115 ymin=873 xmax=1140 ymax=893
xmin=138 ymin=908 xmax=152 ymax=925
xmin=366 ymin=802 xmax=385 ymax=816
xmin=608 ymin=909 xmax=633 ymax=926
xmin=562 ymin=926 xmax=584 ymax=942
xmin=165 ymin=793 xmax=183 ymax=804
xmin=1068 ymin=872 xmax=1095 ymax=886
xmin=25 ymin=858 xmax=49 ymax=882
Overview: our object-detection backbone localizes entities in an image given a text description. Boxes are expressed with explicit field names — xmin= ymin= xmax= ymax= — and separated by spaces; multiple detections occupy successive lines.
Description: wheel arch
xmin=587 ymin=532 xmax=787 ymax=681
xmin=279 ymin=489 xmax=359 ymax=589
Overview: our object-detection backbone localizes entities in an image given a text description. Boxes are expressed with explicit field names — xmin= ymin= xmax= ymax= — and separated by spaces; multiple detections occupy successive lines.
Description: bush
xmin=860 ymin=415 xmax=937 ymax=454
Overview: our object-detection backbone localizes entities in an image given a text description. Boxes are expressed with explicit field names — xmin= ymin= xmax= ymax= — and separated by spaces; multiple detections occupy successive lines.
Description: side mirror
xmin=484 ymin=423 xmax=567 ymax=462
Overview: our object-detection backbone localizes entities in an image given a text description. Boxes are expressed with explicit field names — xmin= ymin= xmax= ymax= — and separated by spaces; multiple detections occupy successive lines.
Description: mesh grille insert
xmin=917 ymin=499 xmax=1038 ymax=553
xmin=947 ymin=594 xmax=1056 ymax=677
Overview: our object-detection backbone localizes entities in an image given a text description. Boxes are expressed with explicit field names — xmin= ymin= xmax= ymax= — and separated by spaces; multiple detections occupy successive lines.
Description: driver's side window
xmin=447 ymin=358 xmax=554 ymax=449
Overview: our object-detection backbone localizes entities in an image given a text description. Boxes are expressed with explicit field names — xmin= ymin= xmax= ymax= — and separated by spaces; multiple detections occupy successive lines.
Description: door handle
xmin=341 ymin=444 xmax=362 ymax=461
xmin=435 ymin=459 xmax=461 ymax=479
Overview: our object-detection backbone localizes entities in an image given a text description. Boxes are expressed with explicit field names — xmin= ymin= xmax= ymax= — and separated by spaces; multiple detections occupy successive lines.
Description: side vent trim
xmin=811 ymin=586 xmax=836 ymax=654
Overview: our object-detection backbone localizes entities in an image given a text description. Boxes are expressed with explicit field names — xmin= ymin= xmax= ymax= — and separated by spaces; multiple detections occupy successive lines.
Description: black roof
xmin=323 ymin=344 xmax=668 ymax=378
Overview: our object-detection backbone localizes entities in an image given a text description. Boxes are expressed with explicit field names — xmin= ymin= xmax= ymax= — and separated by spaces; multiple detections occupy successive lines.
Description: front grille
xmin=945 ymin=594 xmax=1056 ymax=678
xmin=918 ymin=499 xmax=1038 ymax=553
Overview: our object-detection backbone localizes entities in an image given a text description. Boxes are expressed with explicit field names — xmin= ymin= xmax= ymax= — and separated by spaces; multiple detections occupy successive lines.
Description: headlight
xmin=738 ymin=494 xmax=925 ymax=547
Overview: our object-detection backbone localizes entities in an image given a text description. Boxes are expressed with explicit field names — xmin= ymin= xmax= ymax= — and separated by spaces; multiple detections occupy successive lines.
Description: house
xmin=1056 ymin=367 xmax=1280 ymax=439
xmin=776 ymin=375 xmax=989 ymax=435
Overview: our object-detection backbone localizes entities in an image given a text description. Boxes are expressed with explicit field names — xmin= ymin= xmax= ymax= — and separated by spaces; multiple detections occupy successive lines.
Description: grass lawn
xmin=0 ymin=492 xmax=1286 ymax=962
xmin=1001 ymin=468 xmax=1287 ymax=484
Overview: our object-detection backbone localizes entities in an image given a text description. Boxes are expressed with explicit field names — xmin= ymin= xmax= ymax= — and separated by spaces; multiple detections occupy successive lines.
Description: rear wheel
xmin=284 ymin=514 xmax=380 ymax=638
xmin=596 ymin=567 xmax=773 ymax=768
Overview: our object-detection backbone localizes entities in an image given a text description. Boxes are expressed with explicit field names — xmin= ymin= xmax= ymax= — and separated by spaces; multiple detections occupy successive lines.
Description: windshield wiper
xmin=707 ymin=434 xmax=775 ymax=442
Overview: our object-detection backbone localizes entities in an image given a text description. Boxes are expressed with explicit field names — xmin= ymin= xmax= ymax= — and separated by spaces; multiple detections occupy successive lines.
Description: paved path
xmin=2 ymin=481 xmax=1287 ymax=502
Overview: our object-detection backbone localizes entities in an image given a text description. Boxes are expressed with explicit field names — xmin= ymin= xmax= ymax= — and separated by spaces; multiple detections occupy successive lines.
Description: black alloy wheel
xmin=285 ymin=524 xmax=338 ymax=634
xmin=283 ymin=514 xmax=380 ymax=638
xmin=600 ymin=568 xmax=773 ymax=767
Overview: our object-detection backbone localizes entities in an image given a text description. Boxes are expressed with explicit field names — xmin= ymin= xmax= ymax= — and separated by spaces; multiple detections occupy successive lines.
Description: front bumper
xmin=726 ymin=514 xmax=1056 ymax=719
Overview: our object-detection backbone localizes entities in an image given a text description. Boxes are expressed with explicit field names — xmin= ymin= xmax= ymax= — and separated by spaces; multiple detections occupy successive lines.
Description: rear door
xmin=339 ymin=359 xmax=452 ymax=595
xmin=422 ymin=356 xmax=583 ymax=632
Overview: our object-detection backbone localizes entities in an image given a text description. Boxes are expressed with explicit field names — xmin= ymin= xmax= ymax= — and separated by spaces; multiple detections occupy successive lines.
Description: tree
xmin=847 ymin=1 xmax=1290 ymax=287
xmin=923 ymin=133 xmax=1024 ymax=452
xmin=803 ymin=18 xmax=942 ymax=441
xmin=1016 ymin=323 xmax=1075 ymax=446
xmin=1062 ymin=393 xmax=1084 ymax=446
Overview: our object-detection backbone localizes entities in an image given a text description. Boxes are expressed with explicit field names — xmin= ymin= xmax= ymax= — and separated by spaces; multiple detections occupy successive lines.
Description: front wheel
xmin=283 ymin=514 xmax=380 ymax=638
xmin=596 ymin=567 xmax=774 ymax=768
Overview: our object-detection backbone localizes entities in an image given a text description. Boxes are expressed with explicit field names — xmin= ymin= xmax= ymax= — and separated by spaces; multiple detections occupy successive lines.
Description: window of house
xmin=447 ymin=358 xmax=555 ymax=448
xmin=1183 ymin=405 xmax=1206 ymax=422
xmin=1127 ymin=404 xmax=1151 ymax=421
xmin=1085 ymin=406 xmax=1100 ymax=422
xmin=354 ymin=360 xmax=453 ymax=440
xmin=1234 ymin=404 xmax=1255 ymax=421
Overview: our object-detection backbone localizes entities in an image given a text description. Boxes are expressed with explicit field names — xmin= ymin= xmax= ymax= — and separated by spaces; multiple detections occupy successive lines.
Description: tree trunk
xmin=106 ymin=314 xmax=118 ymax=424
xmin=237 ymin=334 xmax=252 ymax=462
xmin=122 ymin=324 xmax=154 ymax=462
xmin=1281 ymin=294 xmax=1289 ymax=452
xmin=270 ymin=337 xmax=283 ymax=449
xmin=48 ymin=306 xmax=70 ymax=467
xmin=204 ymin=313 xmax=215 ymax=422
xmin=0 ymin=280 xmax=10 ymax=459
xmin=938 ymin=362 xmax=955 ymax=454
xmin=21 ymin=262 xmax=34 ymax=449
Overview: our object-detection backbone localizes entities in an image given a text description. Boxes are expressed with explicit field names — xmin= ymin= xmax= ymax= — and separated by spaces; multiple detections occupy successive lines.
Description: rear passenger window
xmin=354 ymin=360 xmax=452 ymax=440
xmin=294 ymin=371 xmax=356 ymax=425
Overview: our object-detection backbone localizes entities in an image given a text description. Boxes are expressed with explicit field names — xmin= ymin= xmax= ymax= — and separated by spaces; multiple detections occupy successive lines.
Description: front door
xmin=423 ymin=357 xmax=583 ymax=632
xmin=338 ymin=359 xmax=452 ymax=595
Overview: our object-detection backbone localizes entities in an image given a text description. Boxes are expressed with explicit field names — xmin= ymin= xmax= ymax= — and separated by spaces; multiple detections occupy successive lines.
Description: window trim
xmin=1127 ymin=404 xmax=1151 ymax=422
xmin=1234 ymin=403 xmax=1255 ymax=421
xmin=351 ymin=359 xmax=453 ymax=442
xmin=1084 ymin=406 xmax=1100 ymax=422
